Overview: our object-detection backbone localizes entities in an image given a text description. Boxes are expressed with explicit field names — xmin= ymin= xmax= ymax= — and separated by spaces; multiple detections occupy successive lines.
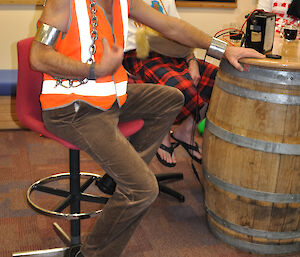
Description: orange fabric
xmin=40 ymin=93 xmax=123 ymax=110
xmin=118 ymin=94 xmax=127 ymax=106
xmin=41 ymin=0 xmax=130 ymax=110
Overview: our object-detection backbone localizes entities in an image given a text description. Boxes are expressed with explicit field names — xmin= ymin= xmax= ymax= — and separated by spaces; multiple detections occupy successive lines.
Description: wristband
xmin=89 ymin=62 xmax=96 ymax=80
xmin=207 ymin=37 xmax=227 ymax=60
xmin=187 ymin=56 xmax=197 ymax=66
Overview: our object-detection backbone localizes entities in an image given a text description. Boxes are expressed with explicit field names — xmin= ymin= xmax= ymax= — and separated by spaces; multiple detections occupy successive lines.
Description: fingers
xmin=225 ymin=46 xmax=266 ymax=72
xmin=242 ymin=48 xmax=265 ymax=59
xmin=231 ymin=60 xmax=244 ymax=72
xmin=97 ymin=38 xmax=124 ymax=77
xmin=193 ymin=77 xmax=200 ymax=86
xmin=102 ymin=38 xmax=123 ymax=57
xmin=102 ymin=38 xmax=110 ymax=51
xmin=111 ymin=43 xmax=122 ymax=53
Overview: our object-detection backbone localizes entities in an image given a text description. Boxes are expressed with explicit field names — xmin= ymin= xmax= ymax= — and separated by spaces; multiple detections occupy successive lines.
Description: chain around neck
xmin=55 ymin=0 xmax=98 ymax=88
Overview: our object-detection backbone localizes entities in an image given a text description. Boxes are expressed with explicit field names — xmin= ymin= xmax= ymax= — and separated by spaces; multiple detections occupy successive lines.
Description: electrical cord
xmin=213 ymin=9 xmax=263 ymax=47
xmin=188 ymin=51 xmax=208 ymax=186
xmin=188 ymin=8 xmax=264 ymax=185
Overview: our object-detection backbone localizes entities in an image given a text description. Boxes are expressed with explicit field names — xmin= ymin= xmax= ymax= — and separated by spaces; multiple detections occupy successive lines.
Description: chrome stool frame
xmin=28 ymin=149 xmax=108 ymax=245
xmin=27 ymin=172 xmax=107 ymax=220
xmin=13 ymin=149 xmax=109 ymax=257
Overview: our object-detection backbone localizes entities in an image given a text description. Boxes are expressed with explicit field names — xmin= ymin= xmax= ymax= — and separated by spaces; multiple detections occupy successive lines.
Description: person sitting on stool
xmin=30 ymin=0 xmax=264 ymax=255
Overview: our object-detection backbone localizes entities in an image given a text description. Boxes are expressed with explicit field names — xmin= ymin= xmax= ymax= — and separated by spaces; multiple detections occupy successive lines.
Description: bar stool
xmin=14 ymin=37 xmax=184 ymax=256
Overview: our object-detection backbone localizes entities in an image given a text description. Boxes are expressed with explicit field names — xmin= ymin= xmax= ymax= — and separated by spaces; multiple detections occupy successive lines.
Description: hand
xmin=95 ymin=38 xmax=124 ymax=77
xmin=224 ymin=46 xmax=265 ymax=72
xmin=188 ymin=59 xmax=201 ymax=86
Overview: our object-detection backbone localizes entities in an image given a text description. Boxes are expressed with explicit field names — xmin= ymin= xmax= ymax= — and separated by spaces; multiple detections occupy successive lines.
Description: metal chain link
xmin=89 ymin=0 xmax=98 ymax=63
xmin=55 ymin=0 xmax=97 ymax=88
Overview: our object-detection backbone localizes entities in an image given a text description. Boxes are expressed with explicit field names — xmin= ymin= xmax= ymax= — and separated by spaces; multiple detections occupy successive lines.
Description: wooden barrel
xmin=202 ymin=37 xmax=300 ymax=255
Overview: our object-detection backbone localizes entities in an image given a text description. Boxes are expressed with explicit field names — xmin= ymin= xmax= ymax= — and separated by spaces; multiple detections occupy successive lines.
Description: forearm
xmin=186 ymin=51 xmax=197 ymax=66
xmin=130 ymin=0 xmax=264 ymax=72
xmin=30 ymin=41 xmax=90 ymax=80
xmin=161 ymin=17 xmax=212 ymax=50
xmin=130 ymin=0 xmax=212 ymax=50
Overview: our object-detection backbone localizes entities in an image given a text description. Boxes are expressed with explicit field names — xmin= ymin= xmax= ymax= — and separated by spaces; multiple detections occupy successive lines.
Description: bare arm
xmin=130 ymin=0 xmax=265 ymax=71
xmin=130 ymin=0 xmax=212 ymax=50
xmin=30 ymin=0 xmax=123 ymax=79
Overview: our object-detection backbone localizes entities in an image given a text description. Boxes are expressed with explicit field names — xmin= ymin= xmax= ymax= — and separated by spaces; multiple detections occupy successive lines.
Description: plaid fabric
xmin=123 ymin=50 xmax=218 ymax=123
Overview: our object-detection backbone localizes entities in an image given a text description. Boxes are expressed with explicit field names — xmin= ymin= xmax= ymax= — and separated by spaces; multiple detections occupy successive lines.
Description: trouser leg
xmin=120 ymin=83 xmax=184 ymax=164
xmin=42 ymin=84 xmax=183 ymax=257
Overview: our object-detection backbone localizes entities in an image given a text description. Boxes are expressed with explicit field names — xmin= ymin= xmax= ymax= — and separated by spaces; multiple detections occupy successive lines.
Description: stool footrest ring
xmin=27 ymin=172 xmax=108 ymax=220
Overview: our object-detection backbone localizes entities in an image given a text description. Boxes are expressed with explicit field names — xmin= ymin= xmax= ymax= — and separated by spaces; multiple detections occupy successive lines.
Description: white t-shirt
xmin=125 ymin=0 xmax=179 ymax=52
xmin=257 ymin=0 xmax=299 ymax=35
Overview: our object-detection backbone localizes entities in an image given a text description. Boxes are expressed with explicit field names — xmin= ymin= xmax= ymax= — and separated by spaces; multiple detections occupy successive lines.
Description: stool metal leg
xmin=69 ymin=149 xmax=81 ymax=246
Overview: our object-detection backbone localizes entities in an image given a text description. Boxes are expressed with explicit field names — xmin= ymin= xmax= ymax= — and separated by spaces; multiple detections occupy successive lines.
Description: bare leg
xmin=156 ymin=133 xmax=176 ymax=165
xmin=171 ymin=115 xmax=202 ymax=160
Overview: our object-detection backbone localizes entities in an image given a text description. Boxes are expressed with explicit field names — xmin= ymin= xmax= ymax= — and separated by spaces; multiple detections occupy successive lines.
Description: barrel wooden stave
xmin=202 ymin=60 xmax=300 ymax=254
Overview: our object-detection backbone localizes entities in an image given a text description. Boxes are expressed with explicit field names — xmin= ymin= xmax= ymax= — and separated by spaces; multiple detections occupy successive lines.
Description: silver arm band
xmin=207 ymin=37 xmax=227 ymax=60
xmin=34 ymin=23 xmax=61 ymax=47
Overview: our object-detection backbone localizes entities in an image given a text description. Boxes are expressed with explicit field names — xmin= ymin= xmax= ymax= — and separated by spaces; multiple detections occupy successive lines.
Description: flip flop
xmin=170 ymin=131 xmax=202 ymax=164
xmin=156 ymin=143 xmax=178 ymax=167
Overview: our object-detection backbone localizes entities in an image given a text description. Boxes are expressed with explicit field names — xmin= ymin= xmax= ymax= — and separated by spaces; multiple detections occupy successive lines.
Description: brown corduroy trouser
xmin=42 ymin=83 xmax=184 ymax=257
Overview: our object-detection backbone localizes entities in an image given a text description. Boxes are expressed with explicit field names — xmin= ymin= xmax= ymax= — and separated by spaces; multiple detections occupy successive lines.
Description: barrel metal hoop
xmin=220 ymin=59 xmax=300 ymax=86
xmin=202 ymin=167 xmax=300 ymax=203
xmin=206 ymin=119 xmax=300 ymax=155
xmin=216 ymin=76 xmax=300 ymax=105
xmin=206 ymin=208 xmax=300 ymax=239
xmin=207 ymin=218 xmax=300 ymax=255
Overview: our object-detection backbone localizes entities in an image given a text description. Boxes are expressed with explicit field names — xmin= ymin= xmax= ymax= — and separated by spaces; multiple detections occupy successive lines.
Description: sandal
xmin=170 ymin=131 xmax=202 ymax=164
xmin=156 ymin=143 xmax=178 ymax=167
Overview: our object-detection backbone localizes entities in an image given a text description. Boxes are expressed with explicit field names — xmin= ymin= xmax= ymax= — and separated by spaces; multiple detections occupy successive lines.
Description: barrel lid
xmin=240 ymin=34 xmax=300 ymax=70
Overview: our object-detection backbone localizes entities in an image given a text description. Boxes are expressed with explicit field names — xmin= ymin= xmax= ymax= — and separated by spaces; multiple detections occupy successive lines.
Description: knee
xmin=148 ymin=178 xmax=159 ymax=203
xmin=165 ymin=87 xmax=184 ymax=112
xmin=173 ymin=87 xmax=185 ymax=106
xmin=130 ymin=174 xmax=159 ymax=206
xmin=139 ymin=174 xmax=159 ymax=205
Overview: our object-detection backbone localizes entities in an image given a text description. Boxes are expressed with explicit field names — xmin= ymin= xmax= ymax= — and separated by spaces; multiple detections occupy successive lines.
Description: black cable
xmin=188 ymin=52 xmax=208 ymax=187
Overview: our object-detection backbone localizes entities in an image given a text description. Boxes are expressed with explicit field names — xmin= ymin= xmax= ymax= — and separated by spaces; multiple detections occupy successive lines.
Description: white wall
xmin=0 ymin=5 xmax=42 ymax=69
xmin=178 ymin=0 xmax=257 ymax=37
xmin=0 ymin=0 xmax=257 ymax=70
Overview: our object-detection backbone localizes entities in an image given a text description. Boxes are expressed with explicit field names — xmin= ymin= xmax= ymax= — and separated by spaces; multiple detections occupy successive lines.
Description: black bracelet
xmin=187 ymin=56 xmax=197 ymax=66
xmin=89 ymin=62 xmax=96 ymax=80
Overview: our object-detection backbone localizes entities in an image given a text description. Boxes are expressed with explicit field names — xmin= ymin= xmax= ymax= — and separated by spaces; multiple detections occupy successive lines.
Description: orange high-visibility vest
xmin=40 ymin=0 xmax=130 ymax=110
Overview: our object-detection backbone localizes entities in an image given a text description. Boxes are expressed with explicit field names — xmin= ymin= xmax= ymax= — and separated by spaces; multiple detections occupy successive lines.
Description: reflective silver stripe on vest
xmin=220 ymin=59 xmax=300 ymax=86
xmin=120 ymin=0 xmax=129 ymax=49
xmin=206 ymin=208 xmax=300 ymax=240
xmin=75 ymin=0 xmax=93 ymax=63
xmin=207 ymin=218 xmax=300 ymax=255
xmin=215 ymin=76 xmax=300 ymax=105
xmin=202 ymin=167 xmax=300 ymax=203
xmin=42 ymin=80 xmax=127 ymax=96
xmin=206 ymin=119 xmax=300 ymax=155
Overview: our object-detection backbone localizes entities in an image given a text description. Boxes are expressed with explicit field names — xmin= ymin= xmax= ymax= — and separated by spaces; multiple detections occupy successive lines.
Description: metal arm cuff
xmin=34 ymin=23 xmax=61 ymax=47
xmin=207 ymin=37 xmax=227 ymax=60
